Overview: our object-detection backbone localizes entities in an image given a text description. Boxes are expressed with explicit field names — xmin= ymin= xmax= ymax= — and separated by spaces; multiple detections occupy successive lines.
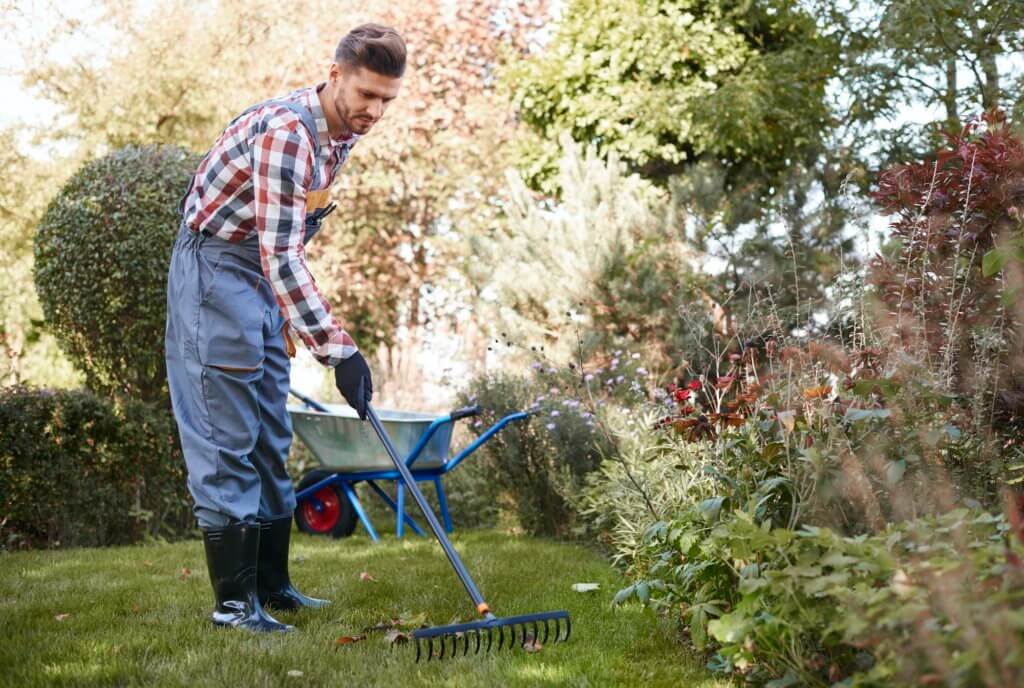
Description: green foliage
xmin=621 ymin=507 xmax=1024 ymax=687
xmin=0 ymin=386 xmax=192 ymax=549
xmin=33 ymin=144 xmax=200 ymax=403
xmin=504 ymin=0 xmax=837 ymax=193
xmin=457 ymin=363 xmax=629 ymax=537
xmin=467 ymin=138 xmax=703 ymax=368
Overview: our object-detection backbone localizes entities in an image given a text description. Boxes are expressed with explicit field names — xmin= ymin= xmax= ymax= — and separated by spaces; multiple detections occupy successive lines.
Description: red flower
xmin=686 ymin=379 xmax=701 ymax=391
xmin=673 ymin=389 xmax=691 ymax=402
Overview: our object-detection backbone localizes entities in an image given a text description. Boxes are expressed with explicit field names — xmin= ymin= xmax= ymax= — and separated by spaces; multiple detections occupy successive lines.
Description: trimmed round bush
xmin=34 ymin=144 xmax=200 ymax=402
xmin=0 ymin=386 xmax=192 ymax=549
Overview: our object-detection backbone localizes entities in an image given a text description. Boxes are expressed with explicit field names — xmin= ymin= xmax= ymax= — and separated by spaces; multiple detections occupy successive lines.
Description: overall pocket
xmin=196 ymin=253 xmax=266 ymax=370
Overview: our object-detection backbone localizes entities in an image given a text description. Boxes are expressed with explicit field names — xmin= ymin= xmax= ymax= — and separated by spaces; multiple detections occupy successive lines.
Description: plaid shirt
xmin=181 ymin=84 xmax=359 ymax=367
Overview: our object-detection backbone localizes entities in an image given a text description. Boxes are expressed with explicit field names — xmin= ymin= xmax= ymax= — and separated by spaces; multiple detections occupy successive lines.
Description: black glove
xmin=334 ymin=351 xmax=373 ymax=420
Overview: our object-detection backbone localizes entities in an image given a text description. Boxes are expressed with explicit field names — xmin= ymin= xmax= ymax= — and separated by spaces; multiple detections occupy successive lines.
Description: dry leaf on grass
xmin=54 ymin=613 xmax=71 ymax=622
xmin=363 ymin=612 xmax=429 ymax=634
xmin=179 ymin=567 xmax=191 ymax=581
xmin=286 ymin=670 xmax=304 ymax=677
xmin=142 ymin=560 xmax=153 ymax=568
xmin=521 ymin=634 xmax=543 ymax=653
xmin=383 ymin=629 xmax=411 ymax=645
xmin=358 ymin=571 xmax=376 ymax=582
xmin=335 ymin=634 xmax=367 ymax=648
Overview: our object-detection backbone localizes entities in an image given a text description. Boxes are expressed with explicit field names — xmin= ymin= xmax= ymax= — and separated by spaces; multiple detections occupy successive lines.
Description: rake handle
xmin=365 ymin=403 xmax=492 ymax=617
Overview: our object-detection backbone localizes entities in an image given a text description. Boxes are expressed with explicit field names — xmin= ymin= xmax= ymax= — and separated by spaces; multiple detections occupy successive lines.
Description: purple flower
xmin=551 ymin=410 xmax=561 ymax=417
xmin=584 ymin=373 xmax=594 ymax=382
xmin=546 ymin=422 xmax=556 ymax=430
xmin=636 ymin=367 xmax=648 ymax=376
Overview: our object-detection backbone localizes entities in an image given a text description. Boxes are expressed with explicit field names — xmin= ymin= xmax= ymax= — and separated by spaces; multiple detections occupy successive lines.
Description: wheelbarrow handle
xmin=289 ymin=389 xmax=330 ymax=413
xmin=449 ymin=404 xmax=481 ymax=421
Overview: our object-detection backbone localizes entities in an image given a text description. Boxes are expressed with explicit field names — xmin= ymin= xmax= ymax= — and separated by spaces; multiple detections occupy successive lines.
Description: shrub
xmin=34 ymin=144 xmax=201 ymax=403
xmin=0 ymin=386 xmax=191 ymax=549
xmin=456 ymin=354 xmax=643 ymax=537
xmin=869 ymin=110 xmax=1024 ymax=433
xmin=621 ymin=506 xmax=1024 ymax=687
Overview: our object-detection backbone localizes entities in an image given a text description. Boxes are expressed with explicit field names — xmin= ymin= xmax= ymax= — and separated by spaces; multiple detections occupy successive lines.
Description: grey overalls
xmin=165 ymin=99 xmax=339 ymax=529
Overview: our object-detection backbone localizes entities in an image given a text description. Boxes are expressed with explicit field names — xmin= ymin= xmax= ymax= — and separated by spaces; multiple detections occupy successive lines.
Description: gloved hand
xmin=334 ymin=351 xmax=373 ymax=420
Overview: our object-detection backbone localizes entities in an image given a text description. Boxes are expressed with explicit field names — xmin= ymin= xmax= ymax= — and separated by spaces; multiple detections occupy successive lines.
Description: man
xmin=165 ymin=24 xmax=405 ymax=633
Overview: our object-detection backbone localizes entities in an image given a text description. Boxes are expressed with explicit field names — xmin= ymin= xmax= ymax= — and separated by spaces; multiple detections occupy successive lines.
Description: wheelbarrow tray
xmin=288 ymin=403 xmax=452 ymax=472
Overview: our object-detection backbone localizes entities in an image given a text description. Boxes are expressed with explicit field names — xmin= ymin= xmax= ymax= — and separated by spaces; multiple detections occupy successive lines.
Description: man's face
xmin=327 ymin=63 xmax=402 ymax=136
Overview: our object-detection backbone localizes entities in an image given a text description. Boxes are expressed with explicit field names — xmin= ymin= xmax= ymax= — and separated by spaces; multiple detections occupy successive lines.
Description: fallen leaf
xmin=384 ymin=629 xmax=411 ymax=645
xmin=131 ymin=603 xmax=141 ymax=614
xmin=803 ymin=384 xmax=832 ymax=400
xmin=54 ymin=613 xmax=71 ymax=622
xmin=292 ymin=555 xmax=305 ymax=565
xmin=179 ymin=567 xmax=191 ymax=581
xmin=777 ymin=410 xmax=797 ymax=433
xmin=571 ymin=583 xmax=600 ymax=593
xmin=286 ymin=670 xmax=304 ymax=678
xmin=521 ymin=633 xmax=543 ymax=653
xmin=335 ymin=634 xmax=367 ymax=648
xmin=142 ymin=560 xmax=153 ymax=568
xmin=359 ymin=572 xmax=376 ymax=583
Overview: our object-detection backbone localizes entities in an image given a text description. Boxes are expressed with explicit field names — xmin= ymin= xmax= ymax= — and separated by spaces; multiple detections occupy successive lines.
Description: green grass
xmin=0 ymin=529 xmax=726 ymax=687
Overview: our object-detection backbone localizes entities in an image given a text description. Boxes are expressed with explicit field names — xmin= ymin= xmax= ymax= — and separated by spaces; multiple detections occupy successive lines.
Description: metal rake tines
xmin=412 ymin=610 xmax=571 ymax=661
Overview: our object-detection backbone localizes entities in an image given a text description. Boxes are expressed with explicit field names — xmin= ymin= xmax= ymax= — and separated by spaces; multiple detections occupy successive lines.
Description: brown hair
xmin=335 ymin=23 xmax=407 ymax=78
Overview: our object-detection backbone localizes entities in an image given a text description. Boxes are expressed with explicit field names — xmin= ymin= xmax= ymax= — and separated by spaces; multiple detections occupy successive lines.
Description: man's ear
xmin=328 ymin=62 xmax=343 ymax=84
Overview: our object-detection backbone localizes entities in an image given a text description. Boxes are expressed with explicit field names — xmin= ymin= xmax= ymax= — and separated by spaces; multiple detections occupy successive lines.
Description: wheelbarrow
xmin=288 ymin=390 xmax=536 ymax=542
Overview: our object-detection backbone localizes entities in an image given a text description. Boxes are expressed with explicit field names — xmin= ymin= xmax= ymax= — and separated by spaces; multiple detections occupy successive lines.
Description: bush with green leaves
xmin=619 ymin=506 xmax=1024 ymax=687
xmin=34 ymin=144 xmax=201 ymax=402
xmin=456 ymin=352 xmax=651 ymax=537
xmin=0 ymin=386 xmax=192 ymax=549
xmin=502 ymin=0 xmax=837 ymax=193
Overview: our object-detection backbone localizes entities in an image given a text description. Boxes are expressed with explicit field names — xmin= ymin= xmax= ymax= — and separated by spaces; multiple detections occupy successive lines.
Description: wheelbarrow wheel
xmin=294 ymin=469 xmax=358 ymax=538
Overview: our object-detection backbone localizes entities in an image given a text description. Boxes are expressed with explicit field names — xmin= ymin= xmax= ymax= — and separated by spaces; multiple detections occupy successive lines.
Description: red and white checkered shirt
xmin=181 ymin=83 xmax=359 ymax=367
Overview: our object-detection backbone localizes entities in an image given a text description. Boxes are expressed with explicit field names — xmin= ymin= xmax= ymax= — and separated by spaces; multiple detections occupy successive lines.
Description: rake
xmin=360 ymin=400 xmax=572 ymax=661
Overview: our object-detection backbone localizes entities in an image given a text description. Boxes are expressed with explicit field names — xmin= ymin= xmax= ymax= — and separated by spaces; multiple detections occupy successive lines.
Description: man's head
xmin=321 ymin=24 xmax=406 ymax=139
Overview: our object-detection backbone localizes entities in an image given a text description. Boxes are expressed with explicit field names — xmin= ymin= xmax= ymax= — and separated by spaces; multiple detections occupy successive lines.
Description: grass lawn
xmin=0 ymin=529 xmax=727 ymax=687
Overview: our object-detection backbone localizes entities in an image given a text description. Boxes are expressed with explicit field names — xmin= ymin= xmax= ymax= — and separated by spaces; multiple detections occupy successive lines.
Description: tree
xmin=12 ymin=0 xmax=550 ymax=361
xmin=503 ymin=0 xmax=839 ymax=195
xmin=0 ymin=128 xmax=81 ymax=388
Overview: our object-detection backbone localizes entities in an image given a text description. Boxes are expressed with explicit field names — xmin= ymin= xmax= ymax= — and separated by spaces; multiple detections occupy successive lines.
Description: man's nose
xmin=368 ymin=99 xmax=383 ymax=120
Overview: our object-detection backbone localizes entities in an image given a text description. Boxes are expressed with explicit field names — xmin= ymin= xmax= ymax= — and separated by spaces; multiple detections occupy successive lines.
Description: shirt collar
xmin=312 ymin=82 xmax=360 ymax=149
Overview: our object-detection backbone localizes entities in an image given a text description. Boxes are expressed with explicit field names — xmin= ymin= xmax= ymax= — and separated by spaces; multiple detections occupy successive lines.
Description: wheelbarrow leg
xmin=365 ymin=480 xmax=425 ymax=537
xmin=396 ymin=482 xmax=405 ymax=538
xmin=339 ymin=480 xmax=379 ymax=542
xmin=434 ymin=478 xmax=453 ymax=534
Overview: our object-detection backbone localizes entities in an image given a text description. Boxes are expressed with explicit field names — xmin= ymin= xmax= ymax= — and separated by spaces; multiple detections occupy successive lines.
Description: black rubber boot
xmin=257 ymin=516 xmax=331 ymax=611
xmin=202 ymin=521 xmax=294 ymax=632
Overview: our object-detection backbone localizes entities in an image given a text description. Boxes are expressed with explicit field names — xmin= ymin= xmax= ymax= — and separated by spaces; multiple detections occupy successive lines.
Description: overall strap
xmin=178 ymin=96 xmax=324 ymax=219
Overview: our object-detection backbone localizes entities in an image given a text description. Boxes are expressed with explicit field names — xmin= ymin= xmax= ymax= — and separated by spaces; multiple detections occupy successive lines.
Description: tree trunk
xmin=980 ymin=48 xmax=1000 ymax=110
xmin=944 ymin=58 xmax=959 ymax=131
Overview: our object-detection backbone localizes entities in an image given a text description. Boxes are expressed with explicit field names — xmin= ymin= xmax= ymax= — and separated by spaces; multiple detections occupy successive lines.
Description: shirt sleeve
xmin=250 ymin=123 xmax=358 ymax=367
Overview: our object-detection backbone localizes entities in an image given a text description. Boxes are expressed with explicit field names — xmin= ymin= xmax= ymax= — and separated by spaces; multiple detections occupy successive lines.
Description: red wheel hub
xmin=302 ymin=487 xmax=341 ymax=533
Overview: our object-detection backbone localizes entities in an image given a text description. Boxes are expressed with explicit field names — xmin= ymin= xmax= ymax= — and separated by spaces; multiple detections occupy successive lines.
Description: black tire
xmin=294 ymin=469 xmax=358 ymax=538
